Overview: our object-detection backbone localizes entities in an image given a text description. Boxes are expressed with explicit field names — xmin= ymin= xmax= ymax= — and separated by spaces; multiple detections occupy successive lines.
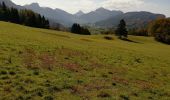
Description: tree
xmin=1 ymin=2 xmax=9 ymax=21
xmin=0 ymin=2 xmax=49 ymax=29
xmin=81 ymin=28 xmax=91 ymax=35
xmin=71 ymin=23 xmax=81 ymax=34
xmin=9 ymin=7 xmax=20 ymax=23
xmin=71 ymin=23 xmax=90 ymax=35
xmin=148 ymin=18 xmax=170 ymax=44
xmin=128 ymin=28 xmax=148 ymax=36
xmin=41 ymin=16 xmax=49 ymax=28
xmin=115 ymin=19 xmax=128 ymax=39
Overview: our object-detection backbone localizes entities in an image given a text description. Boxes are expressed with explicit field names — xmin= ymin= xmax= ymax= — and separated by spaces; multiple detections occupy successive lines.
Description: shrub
xmin=97 ymin=92 xmax=111 ymax=98
xmin=9 ymin=71 xmax=16 ymax=75
xmin=104 ymin=36 xmax=114 ymax=40
xmin=33 ymin=70 xmax=39 ymax=75
xmin=112 ymin=82 xmax=117 ymax=86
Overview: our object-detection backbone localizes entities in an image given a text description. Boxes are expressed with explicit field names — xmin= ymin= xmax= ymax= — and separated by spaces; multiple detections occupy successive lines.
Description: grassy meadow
xmin=0 ymin=21 xmax=170 ymax=100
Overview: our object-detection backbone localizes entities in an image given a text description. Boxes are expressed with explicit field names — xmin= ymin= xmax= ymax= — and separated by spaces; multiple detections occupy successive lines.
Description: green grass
xmin=0 ymin=21 xmax=170 ymax=100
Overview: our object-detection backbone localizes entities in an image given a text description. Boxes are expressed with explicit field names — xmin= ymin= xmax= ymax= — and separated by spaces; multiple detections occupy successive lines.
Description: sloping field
xmin=0 ymin=21 xmax=170 ymax=100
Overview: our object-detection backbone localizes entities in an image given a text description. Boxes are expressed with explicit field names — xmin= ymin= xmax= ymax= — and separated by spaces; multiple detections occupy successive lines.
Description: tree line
xmin=102 ymin=18 xmax=170 ymax=44
xmin=0 ymin=2 xmax=49 ymax=28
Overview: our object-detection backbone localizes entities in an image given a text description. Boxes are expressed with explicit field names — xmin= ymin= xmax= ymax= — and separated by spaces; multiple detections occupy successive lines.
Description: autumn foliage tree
xmin=148 ymin=18 xmax=170 ymax=44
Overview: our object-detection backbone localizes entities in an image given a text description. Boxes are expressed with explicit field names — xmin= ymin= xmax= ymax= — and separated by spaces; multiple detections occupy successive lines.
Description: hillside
xmin=0 ymin=21 xmax=170 ymax=100
xmin=78 ymin=7 xmax=123 ymax=23
xmin=95 ymin=11 xmax=165 ymax=28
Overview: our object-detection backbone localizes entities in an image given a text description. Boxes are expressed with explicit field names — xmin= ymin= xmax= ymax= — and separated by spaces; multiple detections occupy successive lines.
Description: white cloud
xmin=55 ymin=0 xmax=98 ymax=13
xmin=12 ymin=0 xmax=144 ymax=13
xmin=102 ymin=0 xmax=144 ymax=11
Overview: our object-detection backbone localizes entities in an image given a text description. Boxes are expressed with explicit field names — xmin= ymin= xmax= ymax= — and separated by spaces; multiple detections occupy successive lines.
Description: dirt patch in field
xmin=61 ymin=62 xmax=81 ymax=72
xmin=133 ymin=80 xmax=156 ymax=90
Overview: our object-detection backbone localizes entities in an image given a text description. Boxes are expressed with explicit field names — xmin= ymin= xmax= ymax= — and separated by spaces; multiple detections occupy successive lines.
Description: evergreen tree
xmin=0 ymin=3 xmax=3 ymax=20
xmin=71 ymin=23 xmax=91 ymax=35
xmin=116 ymin=19 xmax=128 ymax=39
xmin=9 ymin=8 xmax=20 ymax=23
xmin=1 ymin=2 xmax=9 ymax=21
xmin=41 ymin=16 xmax=49 ymax=28
xmin=71 ymin=23 xmax=81 ymax=34
xmin=0 ymin=2 xmax=49 ymax=29
xmin=37 ymin=14 xmax=42 ymax=28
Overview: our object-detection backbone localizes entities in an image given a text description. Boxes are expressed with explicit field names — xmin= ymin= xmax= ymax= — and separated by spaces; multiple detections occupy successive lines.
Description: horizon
xmin=11 ymin=0 xmax=170 ymax=17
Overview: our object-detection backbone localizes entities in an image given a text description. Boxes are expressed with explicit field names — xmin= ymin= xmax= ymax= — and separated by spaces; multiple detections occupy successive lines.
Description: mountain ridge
xmin=95 ymin=11 xmax=166 ymax=28
xmin=0 ymin=0 xmax=167 ymax=28
xmin=24 ymin=3 xmax=124 ymax=26
xmin=74 ymin=10 xmax=85 ymax=17
xmin=79 ymin=7 xmax=123 ymax=23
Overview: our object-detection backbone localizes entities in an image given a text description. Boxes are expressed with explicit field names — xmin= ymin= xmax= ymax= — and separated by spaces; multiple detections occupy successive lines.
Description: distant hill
xmin=95 ymin=11 xmax=166 ymax=28
xmin=79 ymin=7 xmax=123 ymax=23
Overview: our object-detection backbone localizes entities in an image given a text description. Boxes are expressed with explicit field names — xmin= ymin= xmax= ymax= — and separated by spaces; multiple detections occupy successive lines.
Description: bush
xmin=97 ymin=92 xmax=111 ymax=98
xmin=148 ymin=18 xmax=170 ymax=44
xmin=104 ymin=36 xmax=114 ymax=40
xmin=155 ymin=32 xmax=170 ymax=44
xmin=9 ymin=71 xmax=16 ymax=75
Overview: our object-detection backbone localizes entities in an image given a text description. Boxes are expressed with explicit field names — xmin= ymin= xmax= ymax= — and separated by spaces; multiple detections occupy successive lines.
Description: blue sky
xmin=11 ymin=0 xmax=170 ymax=17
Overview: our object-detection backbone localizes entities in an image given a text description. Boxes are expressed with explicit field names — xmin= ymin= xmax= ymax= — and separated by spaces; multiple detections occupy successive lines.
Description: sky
xmin=11 ymin=0 xmax=170 ymax=17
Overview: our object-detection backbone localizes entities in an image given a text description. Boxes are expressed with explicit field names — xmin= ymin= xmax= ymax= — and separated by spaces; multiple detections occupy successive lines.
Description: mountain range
xmin=96 ymin=11 xmax=165 ymax=28
xmin=24 ymin=3 xmax=123 ymax=26
xmin=0 ymin=0 xmax=166 ymax=28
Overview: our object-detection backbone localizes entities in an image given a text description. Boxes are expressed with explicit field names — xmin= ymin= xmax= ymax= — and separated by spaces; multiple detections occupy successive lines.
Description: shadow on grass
xmin=121 ymin=38 xmax=142 ymax=44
